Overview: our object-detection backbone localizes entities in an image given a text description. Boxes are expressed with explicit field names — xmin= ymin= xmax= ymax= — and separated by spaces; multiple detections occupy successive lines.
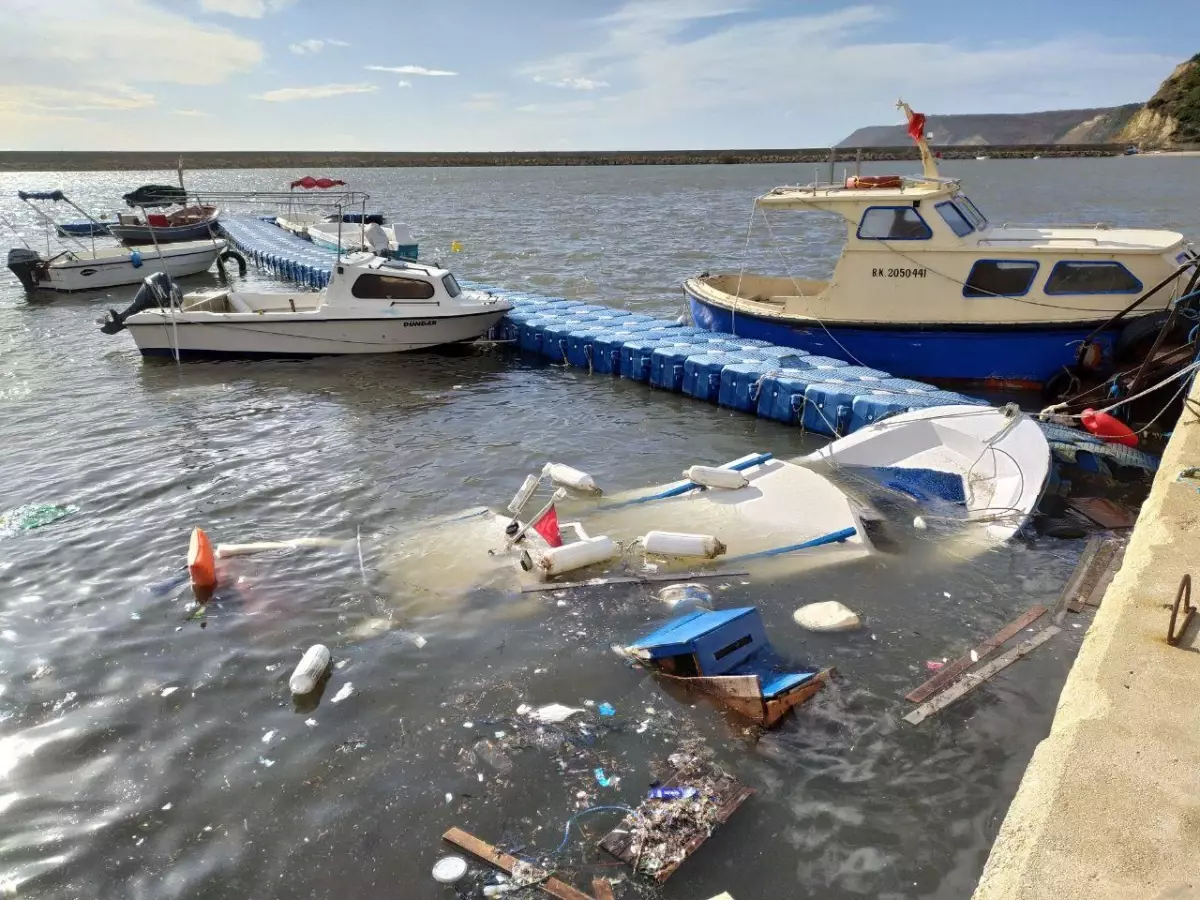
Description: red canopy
xmin=906 ymin=112 xmax=927 ymax=144
xmin=290 ymin=176 xmax=347 ymax=190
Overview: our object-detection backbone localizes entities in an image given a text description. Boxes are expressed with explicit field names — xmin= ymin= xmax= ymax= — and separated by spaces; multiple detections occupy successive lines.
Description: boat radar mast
xmin=896 ymin=99 xmax=940 ymax=179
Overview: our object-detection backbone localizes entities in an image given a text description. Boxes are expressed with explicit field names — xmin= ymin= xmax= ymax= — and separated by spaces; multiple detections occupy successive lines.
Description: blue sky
xmin=0 ymin=0 xmax=1194 ymax=151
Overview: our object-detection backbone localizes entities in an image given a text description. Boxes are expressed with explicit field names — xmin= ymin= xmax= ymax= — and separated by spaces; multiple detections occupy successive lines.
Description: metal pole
xmin=827 ymin=148 xmax=835 ymax=185
xmin=506 ymin=489 xmax=566 ymax=547
xmin=138 ymin=204 xmax=178 ymax=363
xmin=855 ymin=148 xmax=862 ymax=178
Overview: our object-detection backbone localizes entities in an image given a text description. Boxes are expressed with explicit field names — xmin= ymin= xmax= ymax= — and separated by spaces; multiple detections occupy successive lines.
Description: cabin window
xmin=442 ymin=274 xmax=462 ymax=298
xmin=1044 ymin=261 xmax=1143 ymax=295
xmin=857 ymin=206 xmax=932 ymax=241
xmin=713 ymin=634 xmax=753 ymax=661
xmin=351 ymin=274 xmax=435 ymax=301
xmin=935 ymin=202 xmax=975 ymax=238
xmin=963 ymin=260 xmax=1039 ymax=297
xmin=955 ymin=194 xmax=989 ymax=229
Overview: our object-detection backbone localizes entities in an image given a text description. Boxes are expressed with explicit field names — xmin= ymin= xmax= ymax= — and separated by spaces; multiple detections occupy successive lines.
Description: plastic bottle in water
xmin=289 ymin=644 xmax=331 ymax=695
xmin=647 ymin=786 xmax=698 ymax=800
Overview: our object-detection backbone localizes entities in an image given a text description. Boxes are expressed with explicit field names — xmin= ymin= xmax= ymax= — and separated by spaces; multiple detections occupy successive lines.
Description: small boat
xmin=624 ymin=606 xmax=833 ymax=726
xmin=684 ymin=100 xmax=1197 ymax=388
xmin=975 ymin=154 xmax=989 ymax=160
xmin=804 ymin=403 xmax=1050 ymax=540
xmin=108 ymin=184 xmax=219 ymax=245
xmin=99 ymin=253 xmax=511 ymax=358
xmin=57 ymin=219 xmax=113 ymax=238
xmin=306 ymin=219 xmax=419 ymax=260
xmin=7 ymin=241 xmax=225 ymax=293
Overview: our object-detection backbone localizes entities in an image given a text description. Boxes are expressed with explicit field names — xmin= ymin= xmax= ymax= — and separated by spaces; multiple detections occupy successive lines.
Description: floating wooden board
xmin=521 ymin=569 xmax=749 ymax=593
xmin=591 ymin=877 xmax=615 ymax=900
xmin=442 ymin=827 xmax=593 ymax=900
xmin=905 ymin=605 xmax=1047 ymax=703
xmin=1067 ymin=496 xmax=1137 ymax=529
xmin=903 ymin=626 xmax=1061 ymax=726
xmin=599 ymin=763 xmax=753 ymax=883
xmin=1057 ymin=532 xmax=1128 ymax=617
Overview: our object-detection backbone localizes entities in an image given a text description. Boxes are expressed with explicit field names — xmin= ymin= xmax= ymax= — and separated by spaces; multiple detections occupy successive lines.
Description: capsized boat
xmin=685 ymin=100 xmax=1198 ymax=388
xmin=624 ymin=607 xmax=833 ymax=726
xmin=803 ymin=403 xmax=1050 ymax=541
xmin=98 ymin=253 xmax=511 ymax=358
xmin=108 ymin=184 xmax=220 ymax=245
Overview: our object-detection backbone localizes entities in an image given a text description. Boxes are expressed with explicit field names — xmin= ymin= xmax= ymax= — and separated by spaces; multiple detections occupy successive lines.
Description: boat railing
xmin=979 ymin=235 xmax=1108 ymax=246
xmin=998 ymin=221 xmax=1113 ymax=230
xmin=763 ymin=172 xmax=960 ymax=197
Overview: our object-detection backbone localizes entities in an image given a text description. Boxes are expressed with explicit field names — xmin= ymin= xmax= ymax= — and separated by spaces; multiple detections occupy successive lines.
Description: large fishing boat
xmin=684 ymin=102 xmax=1197 ymax=388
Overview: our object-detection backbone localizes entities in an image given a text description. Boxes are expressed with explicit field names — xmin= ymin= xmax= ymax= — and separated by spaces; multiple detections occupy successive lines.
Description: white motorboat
xmin=306 ymin=220 xmax=419 ymax=261
xmin=99 ymin=252 xmax=511 ymax=359
xmin=7 ymin=240 xmax=225 ymax=293
xmin=802 ymin=403 xmax=1051 ymax=541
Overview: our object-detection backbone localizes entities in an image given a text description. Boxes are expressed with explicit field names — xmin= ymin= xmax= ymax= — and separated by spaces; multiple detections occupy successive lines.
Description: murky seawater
xmin=1 ymin=158 xmax=1197 ymax=900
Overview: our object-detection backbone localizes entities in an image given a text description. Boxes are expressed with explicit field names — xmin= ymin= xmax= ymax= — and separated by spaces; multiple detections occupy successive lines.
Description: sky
xmin=0 ymin=0 xmax=1194 ymax=151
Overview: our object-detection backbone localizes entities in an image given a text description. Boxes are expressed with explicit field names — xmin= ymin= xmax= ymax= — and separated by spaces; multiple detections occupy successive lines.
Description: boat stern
xmin=6 ymin=247 xmax=43 ymax=291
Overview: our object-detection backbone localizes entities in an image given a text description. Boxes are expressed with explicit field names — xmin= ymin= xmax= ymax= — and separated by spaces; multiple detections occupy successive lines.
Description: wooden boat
xmin=684 ymin=100 xmax=1197 ymax=388
xmin=108 ymin=204 xmax=220 ymax=245
xmin=99 ymin=253 xmax=510 ymax=358
xmin=625 ymin=607 xmax=833 ymax=727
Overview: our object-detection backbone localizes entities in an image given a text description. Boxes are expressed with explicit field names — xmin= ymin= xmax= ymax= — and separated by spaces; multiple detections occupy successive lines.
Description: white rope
xmin=730 ymin=198 xmax=758 ymax=337
xmin=1040 ymin=359 xmax=1200 ymax=420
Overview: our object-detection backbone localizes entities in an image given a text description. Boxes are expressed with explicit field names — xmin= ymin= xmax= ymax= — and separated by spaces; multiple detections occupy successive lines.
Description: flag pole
xmin=507 ymin=488 xmax=566 ymax=548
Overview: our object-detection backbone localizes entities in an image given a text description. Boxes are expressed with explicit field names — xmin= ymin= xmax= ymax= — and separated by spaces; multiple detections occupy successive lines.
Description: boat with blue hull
xmin=685 ymin=100 xmax=1197 ymax=389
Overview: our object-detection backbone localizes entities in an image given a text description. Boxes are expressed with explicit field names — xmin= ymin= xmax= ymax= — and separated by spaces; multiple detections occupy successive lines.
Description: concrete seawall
xmin=973 ymin=381 xmax=1200 ymax=899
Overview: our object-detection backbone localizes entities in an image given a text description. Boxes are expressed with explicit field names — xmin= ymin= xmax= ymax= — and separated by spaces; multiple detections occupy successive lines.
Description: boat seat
xmin=147 ymin=214 xmax=170 ymax=227
xmin=760 ymin=671 xmax=815 ymax=699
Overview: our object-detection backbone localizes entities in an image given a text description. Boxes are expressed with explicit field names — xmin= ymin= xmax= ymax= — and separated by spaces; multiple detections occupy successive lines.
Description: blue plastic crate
xmin=718 ymin=361 xmax=772 ymax=412
xmin=754 ymin=367 xmax=817 ymax=422
xmin=683 ymin=353 xmax=737 ymax=403
xmin=801 ymin=382 xmax=862 ymax=436
xmin=650 ymin=344 xmax=697 ymax=391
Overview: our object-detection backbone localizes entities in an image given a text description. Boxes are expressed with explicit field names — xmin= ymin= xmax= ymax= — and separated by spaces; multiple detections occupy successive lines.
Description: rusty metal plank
xmin=904 ymin=626 xmax=1062 ymax=726
xmin=591 ymin=877 xmax=615 ymax=900
xmin=905 ymin=605 xmax=1047 ymax=703
xmin=442 ymin=827 xmax=593 ymax=900
xmin=1067 ymin=496 xmax=1137 ymax=529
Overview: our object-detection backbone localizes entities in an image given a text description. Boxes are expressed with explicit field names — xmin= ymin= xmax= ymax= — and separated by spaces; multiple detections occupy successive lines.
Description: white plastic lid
xmin=432 ymin=856 xmax=468 ymax=883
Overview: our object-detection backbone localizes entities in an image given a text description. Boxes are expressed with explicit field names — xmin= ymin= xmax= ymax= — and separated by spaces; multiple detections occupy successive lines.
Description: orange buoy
xmin=188 ymin=527 xmax=218 ymax=592
xmin=1080 ymin=408 xmax=1138 ymax=447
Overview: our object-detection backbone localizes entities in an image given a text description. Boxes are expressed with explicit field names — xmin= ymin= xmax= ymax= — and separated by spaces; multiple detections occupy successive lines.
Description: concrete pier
xmin=973 ymin=380 xmax=1200 ymax=900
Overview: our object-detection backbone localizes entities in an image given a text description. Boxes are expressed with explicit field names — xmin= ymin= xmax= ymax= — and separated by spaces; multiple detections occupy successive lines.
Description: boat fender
xmin=187 ymin=526 xmax=217 ymax=592
xmin=507 ymin=474 xmax=541 ymax=515
xmin=1080 ymin=408 xmax=1138 ymax=447
xmin=289 ymin=644 xmax=331 ymax=695
xmin=683 ymin=465 xmax=748 ymax=490
xmin=526 ymin=535 xmax=619 ymax=581
xmin=217 ymin=249 xmax=247 ymax=277
xmin=642 ymin=530 xmax=726 ymax=559
xmin=542 ymin=463 xmax=601 ymax=495
xmin=130 ymin=250 xmax=143 ymax=269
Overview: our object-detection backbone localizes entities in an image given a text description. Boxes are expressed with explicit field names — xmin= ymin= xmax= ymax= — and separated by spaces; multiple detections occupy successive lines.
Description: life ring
xmin=845 ymin=175 xmax=903 ymax=189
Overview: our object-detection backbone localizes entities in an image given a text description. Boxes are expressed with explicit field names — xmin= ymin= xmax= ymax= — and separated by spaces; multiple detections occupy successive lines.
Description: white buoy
xmin=524 ymin=535 xmax=618 ymax=580
xmin=642 ymin=530 xmax=726 ymax=559
xmin=542 ymin=462 xmax=601 ymax=495
xmin=289 ymin=644 xmax=331 ymax=695
xmin=506 ymin=474 xmax=540 ymax=515
xmin=683 ymin=465 xmax=748 ymax=490
xmin=793 ymin=601 xmax=861 ymax=632
xmin=216 ymin=537 xmax=345 ymax=558
xmin=431 ymin=856 xmax=468 ymax=884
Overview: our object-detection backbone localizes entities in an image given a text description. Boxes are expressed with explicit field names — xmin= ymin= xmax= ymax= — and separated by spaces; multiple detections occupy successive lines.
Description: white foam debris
xmin=160 ymin=687 xmax=178 ymax=697
xmin=330 ymin=682 xmax=353 ymax=704
xmin=262 ymin=730 xmax=276 ymax=744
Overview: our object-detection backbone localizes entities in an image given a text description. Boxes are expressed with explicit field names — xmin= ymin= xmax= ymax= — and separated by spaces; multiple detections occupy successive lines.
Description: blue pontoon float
xmin=625 ymin=607 xmax=832 ymax=726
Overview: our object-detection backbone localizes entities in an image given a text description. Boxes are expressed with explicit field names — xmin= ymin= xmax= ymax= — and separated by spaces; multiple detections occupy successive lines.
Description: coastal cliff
xmin=1117 ymin=53 xmax=1200 ymax=147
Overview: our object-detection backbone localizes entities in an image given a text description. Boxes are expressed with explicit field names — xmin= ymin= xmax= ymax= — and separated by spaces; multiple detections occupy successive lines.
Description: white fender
xmin=542 ymin=462 xmax=601 ymax=495
xmin=523 ymin=535 xmax=618 ymax=580
xmin=642 ymin=530 xmax=727 ymax=558
xmin=683 ymin=465 xmax=748 ymax=490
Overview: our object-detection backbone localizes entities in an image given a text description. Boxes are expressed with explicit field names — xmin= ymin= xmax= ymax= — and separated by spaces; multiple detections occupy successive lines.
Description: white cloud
xmin=464 ymin=92 xmax=505 ymax=112
xmin=173 ymin=108 xmax=214 ymax=117
xmin=533 ymin=75 xmax=609 ymax=90
xmin=0 ymin=0 xmax=262 ymax=87
xmin=0 ymin=84 xmax=155 ymax=113
xmin=199 ymin=0 xmax=295 ymax=18
xmin=252 ymin=82 xmax=379 ymax=102
xmin=290 ymin=38 xmax=349 ymax=54
xmin=397 ymin=80 xmax=412 ymax=89
xmin=364 ymin=65 xmax=457 ymax=76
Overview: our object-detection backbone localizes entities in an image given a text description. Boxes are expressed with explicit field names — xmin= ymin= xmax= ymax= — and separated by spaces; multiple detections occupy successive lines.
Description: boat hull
xmin=686 ymin=288 xmax=1119 ymax=388
xmin=110 ymin=218 xmax=219 ymax=245
xmin=652 ymin=667 xmax=833 ymax=726
xmin=28 ymin=245 xmax=222 ymax=292
xmin=308 ymin=229 xmax=418 ymax=261
xmin=124 ymin=308 xmax=506 ymax=358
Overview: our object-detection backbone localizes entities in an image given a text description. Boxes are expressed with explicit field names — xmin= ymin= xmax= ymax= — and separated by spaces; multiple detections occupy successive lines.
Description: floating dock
xmin=218 ymin=216 xmax=982 ymax=437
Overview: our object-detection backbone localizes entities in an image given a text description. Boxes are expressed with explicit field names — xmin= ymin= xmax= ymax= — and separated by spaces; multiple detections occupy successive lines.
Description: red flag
xmin=530 ymin=504 xmax=562 ymax=547
xmin=907 ymin=112 xmax=927 ymax=144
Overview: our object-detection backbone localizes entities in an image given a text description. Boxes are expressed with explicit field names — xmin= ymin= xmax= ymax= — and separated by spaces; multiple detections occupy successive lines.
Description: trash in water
xmin=647 ymin=786 xmax=697 ymax=800
xmin=160 ymin=686 xmax=178 ymax=697
xmin=257 ymin=757 xmax=275 ymax=767
xmin=262 ymin=730 xmax=276 ymax=743
xmin=793 ymin=600 xmax=861 ymax=632
xmin=528 ymin=703 xmax=584 ymax=724
xmin=289 ymin=645 xmax=331 ymax=695
xmin=431 ymin=856 xmax=468 ymax=884
xmin=925 ymin=661 xmax=945 ymax=671
xmin=594 ymin=767 xmax=618 ymax=787
xmin=305 ymin=718 xmax=317 ymax=727
xmin=330 ymin=682 xmax=353 ymax=704
xmin=600 ymin=755 xmax=753 ymax=882
xmin=598 ymin=702 xmax=616 ymax=717
xmin=463 ymin=721 xmax=474 ymax=729
xmin=657 ymin=583 xmax=713 ymax=613
xmin=336 ymin=738 xmax=368 ymax=753
xmin=473 ymin=740 xmax=513 ymax=773
xmin=0 ymin=503 xmax=77 ymax=537
xmin=188 ymin=527 xmax=218 ymax=597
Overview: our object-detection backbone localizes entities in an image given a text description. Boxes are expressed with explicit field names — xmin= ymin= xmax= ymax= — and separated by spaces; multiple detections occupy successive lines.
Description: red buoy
xmin=1080 ymin=408 xmax=1138 ymax=447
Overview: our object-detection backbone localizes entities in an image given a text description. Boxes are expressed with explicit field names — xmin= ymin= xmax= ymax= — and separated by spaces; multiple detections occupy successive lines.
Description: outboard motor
xmin=362 ymin=222 xmax=390 ymax=257
xmin=99 ymin=271 xmax=182 ymax=334
xmin=7 ymin=247 xmax=44 ymax=291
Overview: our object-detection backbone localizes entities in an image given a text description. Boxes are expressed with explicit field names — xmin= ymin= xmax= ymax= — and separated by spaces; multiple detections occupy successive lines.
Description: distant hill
xmin=838 ymin=105 xmax=1142 ymax=147
xmin=1118 ymin=53 xmax=1200 ymax=147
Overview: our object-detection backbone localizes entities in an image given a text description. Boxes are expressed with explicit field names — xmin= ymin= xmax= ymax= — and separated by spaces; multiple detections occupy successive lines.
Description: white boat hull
xmin=124 ymin=308 xmax=506 ymax=357
xmin=37 ymin=245 xmax=221 ymax=292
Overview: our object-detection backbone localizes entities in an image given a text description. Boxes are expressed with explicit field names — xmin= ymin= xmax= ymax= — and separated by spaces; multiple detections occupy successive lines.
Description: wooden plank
xmin=520 ymin=570 xmax=749 ymax=593
xmin=591 ymin=877 xmax=615 ymax=900
xmin=903 ymin=626 xmax=1061 ymax=726
xmin=904 ymin=605 xmax=1047 ymax=703
xmin=1067 ymin=496 xmax=1137 ymax=529
xmin=442 ymin=827 xmax=594 ymax=900
xmin=1057 ymin=533 xmax=1127 ymax=617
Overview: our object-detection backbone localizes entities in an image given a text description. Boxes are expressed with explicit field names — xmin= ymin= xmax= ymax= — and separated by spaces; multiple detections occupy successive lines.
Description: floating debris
xmin=289 ymin=645 xmax=331 ymax=696
xmin=160 ymin=687 xmax=179 ymax=698
xmin=330 ymin=682 xmax=354 ymax=704
xmin=528 ymin=704 xmax=584 ymax=724
xmin=793 ymin=600 xmax=861 ymax=632
xmin=0 ymin=503 xmax=77 ymax=537
xmin=262 ymin=730 xmax=276 ymax=744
